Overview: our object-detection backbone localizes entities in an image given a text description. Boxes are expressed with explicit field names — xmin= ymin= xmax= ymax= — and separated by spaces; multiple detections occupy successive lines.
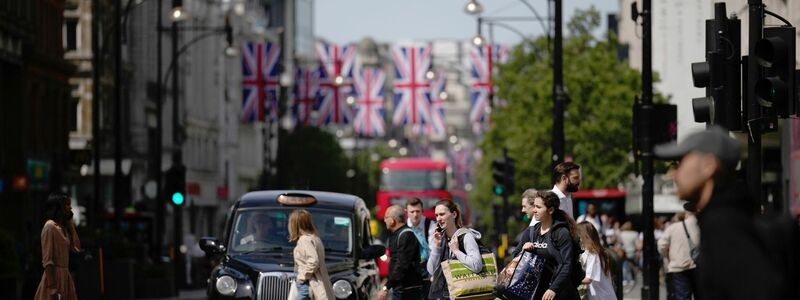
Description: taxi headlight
xmin=216 ymin=275 xmax=237 ymax=296
xmin=332 ymin=280 xmax=353 ymax=299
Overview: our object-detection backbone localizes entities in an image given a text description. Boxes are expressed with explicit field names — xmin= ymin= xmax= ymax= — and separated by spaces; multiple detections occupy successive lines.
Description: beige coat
xmin=287 ymin=234 xmax=334 ymax=300
xmin=34 ymin=220 xmax=81 ymax=300
xmin=657 ymin=215 xmax=700 ymax=273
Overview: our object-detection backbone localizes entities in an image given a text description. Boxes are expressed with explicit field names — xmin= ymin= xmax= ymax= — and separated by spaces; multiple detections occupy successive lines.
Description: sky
xmin=315 ymin=0 xmax=620 ymax=45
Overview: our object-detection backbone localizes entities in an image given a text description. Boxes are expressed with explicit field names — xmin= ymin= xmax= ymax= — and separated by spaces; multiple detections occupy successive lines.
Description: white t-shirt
xmin=581 ymin=251 xmax=616 ymax=300
xmin=551 ymin=185 xmax=574 ymax=218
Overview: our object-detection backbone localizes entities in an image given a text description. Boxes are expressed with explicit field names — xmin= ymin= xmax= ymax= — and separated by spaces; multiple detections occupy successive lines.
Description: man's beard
xmin=566 ymin=181 xmax=579 ymax=193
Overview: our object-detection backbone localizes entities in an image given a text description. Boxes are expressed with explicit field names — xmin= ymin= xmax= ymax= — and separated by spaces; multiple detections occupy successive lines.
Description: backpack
xmin=399 ymin=228 xmax=430 ymax=263
xmin=533 ymin=223 xmax=585 ymax=289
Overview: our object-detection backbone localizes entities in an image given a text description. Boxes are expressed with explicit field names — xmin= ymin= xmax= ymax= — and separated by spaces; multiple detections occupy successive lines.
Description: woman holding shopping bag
xmin=427 ymin=200 xmax=485 ymax=299
xmin=287 ymin=209 xmax=334 ymax=300
xmin=516 ymin=190 xmax=583 ymax=300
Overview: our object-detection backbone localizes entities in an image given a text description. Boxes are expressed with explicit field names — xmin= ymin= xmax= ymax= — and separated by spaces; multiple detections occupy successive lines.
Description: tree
xmin=472 ymin=7 xmax=665 ymax=230
xmin=274 ymin=126 xmax=349 ymax=192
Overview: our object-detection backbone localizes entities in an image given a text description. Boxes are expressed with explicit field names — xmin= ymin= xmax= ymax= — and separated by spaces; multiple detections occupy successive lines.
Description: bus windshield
xmin=379 ymin=169 xmax=447 ymax=191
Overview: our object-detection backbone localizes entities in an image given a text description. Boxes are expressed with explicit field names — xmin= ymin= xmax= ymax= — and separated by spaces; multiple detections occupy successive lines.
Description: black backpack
xmin=533 ymin=224 xmax=585 ymax=289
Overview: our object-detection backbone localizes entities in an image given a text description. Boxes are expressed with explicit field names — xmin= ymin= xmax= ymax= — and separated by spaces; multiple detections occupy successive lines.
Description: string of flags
xmin=240 ymin=40 xmax=509 ymax=138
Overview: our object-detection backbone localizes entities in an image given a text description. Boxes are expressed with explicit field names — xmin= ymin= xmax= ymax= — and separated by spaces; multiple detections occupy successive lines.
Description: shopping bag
xmin=494 ymin=251 xmax=547 ymax=300
xmin=440 ymin=244 xmax=498 ymax=299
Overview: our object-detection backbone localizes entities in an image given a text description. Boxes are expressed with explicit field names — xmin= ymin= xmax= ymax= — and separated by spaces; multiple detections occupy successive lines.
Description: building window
xmin=64 ymin=17 xmax=78 ymax=51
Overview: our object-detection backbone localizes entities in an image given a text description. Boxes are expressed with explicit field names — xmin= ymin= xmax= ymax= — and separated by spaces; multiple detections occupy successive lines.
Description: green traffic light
xmin=493 ymin=185 xmax=504 ymax=196
xmin=171 ymin=192 xmax=185 ymax=205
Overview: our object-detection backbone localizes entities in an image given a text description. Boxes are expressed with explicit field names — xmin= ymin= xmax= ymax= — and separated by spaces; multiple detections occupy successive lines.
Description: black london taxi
xmin=200 ymin=190 xmax=385 ymax=300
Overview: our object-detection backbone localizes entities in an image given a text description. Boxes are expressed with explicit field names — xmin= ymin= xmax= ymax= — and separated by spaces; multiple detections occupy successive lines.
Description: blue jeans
xmin=295 ymin=281 xmax=310 ymax=300
xmin=670 ymin=269 xmax=696 ymax=300
xmin=390 ymin=286 xmax=423 ymax=300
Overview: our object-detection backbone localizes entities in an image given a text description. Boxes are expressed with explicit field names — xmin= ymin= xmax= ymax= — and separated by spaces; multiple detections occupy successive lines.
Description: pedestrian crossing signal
xmin=493 ymin=185 xmax=504 ymax=196
xmin=171 ymin=192 xmax=185 ymax=206
xmin=165 ymin=162 xmax=186 ymax=206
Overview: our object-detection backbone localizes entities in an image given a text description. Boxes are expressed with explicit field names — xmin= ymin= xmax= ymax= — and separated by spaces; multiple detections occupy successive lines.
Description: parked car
xmin=200 ymin=190 xmax=385 ymax=300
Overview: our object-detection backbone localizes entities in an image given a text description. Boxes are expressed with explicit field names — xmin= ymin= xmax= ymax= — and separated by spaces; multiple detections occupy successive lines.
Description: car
xmin=199 ymin=190 xmax=385 ymax=300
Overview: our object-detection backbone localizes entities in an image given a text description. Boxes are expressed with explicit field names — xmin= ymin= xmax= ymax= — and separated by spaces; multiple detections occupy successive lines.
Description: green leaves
xmin=472 ymin=7 xmax=662 ymax=230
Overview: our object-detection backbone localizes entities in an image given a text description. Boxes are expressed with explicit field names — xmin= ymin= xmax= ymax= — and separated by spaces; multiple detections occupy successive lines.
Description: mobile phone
xmin=436 ymin=223 xmax=444 ymax=233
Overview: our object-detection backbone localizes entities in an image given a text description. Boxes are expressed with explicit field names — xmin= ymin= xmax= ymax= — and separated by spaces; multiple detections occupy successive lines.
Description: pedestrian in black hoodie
xmin=654 ymin=126 xmax=800 ymax=299
xmin=378 ymin=205 xmax=423 ymax=300
xmin=514 ymin=190 xmax=582 ymax=300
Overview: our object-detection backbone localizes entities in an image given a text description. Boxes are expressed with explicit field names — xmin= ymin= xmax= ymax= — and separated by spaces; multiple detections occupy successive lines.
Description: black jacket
xmin=696 ymin=183 xmax=800 ymax=300
xmin=386 ymin=225 xmax=423 ymax=290
xmin=514 ymin=220 xmax=580 ymax=300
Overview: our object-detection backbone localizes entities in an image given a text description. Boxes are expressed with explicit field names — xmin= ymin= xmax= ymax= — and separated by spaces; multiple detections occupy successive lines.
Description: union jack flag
xmin=449 ymin=145 xmax=473 ymax=188
xmin=292 ymin=67 xmax=319 ymax=127
xmin=352 ymin=68 xmax=386 ymax=137
xmin=469 ymin=45 xmax=493 ymax=133
xmin=426 ymin=72 xmax=447 ymax=139
xmin=241 ymin=42 xmax=281 ymax=123
xmin=392 ymin=45 xmax=432 ymax=130
xmin=316 ymin=41 xmax=356 ymax=125
xmin=494 ymin=44 xmax=511 ymax=64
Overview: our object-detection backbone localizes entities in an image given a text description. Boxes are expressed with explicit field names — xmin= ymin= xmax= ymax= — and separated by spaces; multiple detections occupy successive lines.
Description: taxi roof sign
xmin=277 ymin=194 xmax=317 ymax=206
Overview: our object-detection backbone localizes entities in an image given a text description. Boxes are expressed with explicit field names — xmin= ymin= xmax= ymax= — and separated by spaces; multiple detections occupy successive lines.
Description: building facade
xmin=1 ymin=0 xmax=75 ymax=298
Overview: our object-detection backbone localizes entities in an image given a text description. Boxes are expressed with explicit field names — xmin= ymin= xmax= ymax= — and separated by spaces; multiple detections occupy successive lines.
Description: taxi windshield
xmin=229 ymin=209 xmax=353 ymax=255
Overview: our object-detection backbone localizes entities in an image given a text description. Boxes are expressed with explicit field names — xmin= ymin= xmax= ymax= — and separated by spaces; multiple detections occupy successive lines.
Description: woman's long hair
xmin=288 ymin=209 xmax=318 ymax=242
xmin=44 ymin=192 xmax=73 ymax=242
xmin=577 ymin=221 xmax=612 ymax=277
xmin=434 ymin=199 xmax=463 ymax=228
xmin=44 ymin=192 xmax=72 ymax=226
xmin=536 ymin=190 xmax=579 ymax=243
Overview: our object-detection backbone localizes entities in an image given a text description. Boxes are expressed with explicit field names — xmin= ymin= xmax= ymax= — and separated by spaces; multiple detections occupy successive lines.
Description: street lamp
xmin=464 ymin=0 xmax=484 ymax=15
xmin=472 ymin=34 xmax=486 ymax=46
xmin=425 ymin=68 xmax=436 ymax=81
xmin=170 ymin=0 xmax=188 ymax=21
xmin=465 ymin=0 xmax=564 ymax=171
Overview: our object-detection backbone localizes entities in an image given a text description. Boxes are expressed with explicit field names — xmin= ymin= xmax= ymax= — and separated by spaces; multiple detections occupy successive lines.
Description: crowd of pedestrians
xmin=35 ymin=126 xmax=798 ymax=300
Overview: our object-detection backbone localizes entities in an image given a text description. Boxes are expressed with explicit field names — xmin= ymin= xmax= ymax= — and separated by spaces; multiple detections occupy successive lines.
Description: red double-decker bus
xmin=375 ymin=158 xmax=453 ymax=277
xmin=376 ymin=158 xmax=451 ymax=220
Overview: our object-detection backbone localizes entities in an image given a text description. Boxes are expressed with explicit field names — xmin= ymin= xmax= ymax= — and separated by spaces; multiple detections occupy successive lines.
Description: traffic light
xmin=491 ymin=151 xmax=514 ymax=197
xmin=753 ymin=26 xmax=796 ymax=117
xmin=164 ymin=163 xmax=186 ymax=206
xmin=691 ymin=3 xmax=742 ymax=131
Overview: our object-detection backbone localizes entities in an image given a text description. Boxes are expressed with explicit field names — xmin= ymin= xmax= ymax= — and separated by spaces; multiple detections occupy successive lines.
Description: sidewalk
xmin=622 ymin=275 xmax=668 ymax=300
xmin=140 ymin=288 xmax=206 ymax=300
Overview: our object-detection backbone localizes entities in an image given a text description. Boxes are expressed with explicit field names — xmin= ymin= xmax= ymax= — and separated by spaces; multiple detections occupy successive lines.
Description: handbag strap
xmin=681 ymin=220 xmax=697 ymax=251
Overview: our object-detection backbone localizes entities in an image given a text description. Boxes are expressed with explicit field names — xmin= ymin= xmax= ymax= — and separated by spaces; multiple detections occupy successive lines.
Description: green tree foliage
xmin=351 ymin=144 xmax=398 ymax=208
xmin=472 ymin=7 xmax=665 ymax=230
xmin=274 ymin=126 xmax=349 ymax=192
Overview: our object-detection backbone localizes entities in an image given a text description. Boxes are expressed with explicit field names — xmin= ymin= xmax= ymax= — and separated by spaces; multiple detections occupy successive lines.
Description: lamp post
xmin=465 ymin=0 xmax=563 ymax=172
xmin=159 ymin=0 xmax=233 ymax=289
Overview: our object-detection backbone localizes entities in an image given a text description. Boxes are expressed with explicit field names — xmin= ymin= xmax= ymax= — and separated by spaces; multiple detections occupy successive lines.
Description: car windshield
xmin=380 ymin=169 xmax=446 ymax=191
xmin=229 ymin=209 xmax=353 ymax=255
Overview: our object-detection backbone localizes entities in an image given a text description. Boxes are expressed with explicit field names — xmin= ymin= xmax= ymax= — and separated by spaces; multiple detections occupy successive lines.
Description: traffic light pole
xmin=171 ymin=19 xmax=185 ymax=292
xmin=154 ymin=0 xmax=165 ymax=262
xmin=639 ymin=0 xmax=659 ymax=299
xmin=747 ymin=0 xmax=763 ymax=208
xmin=551 ymin=0 xmax=565 ymax=171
